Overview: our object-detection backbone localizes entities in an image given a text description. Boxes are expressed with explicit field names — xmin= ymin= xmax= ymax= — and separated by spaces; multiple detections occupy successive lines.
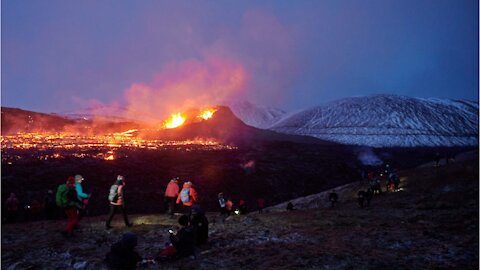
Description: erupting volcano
xmin=163 ymin=113 xmax=186 ymax=129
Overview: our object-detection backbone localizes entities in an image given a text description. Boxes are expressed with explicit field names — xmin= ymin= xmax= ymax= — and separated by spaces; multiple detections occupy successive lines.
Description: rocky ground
xmin=2 ymin=154 xmax=478 ymax=269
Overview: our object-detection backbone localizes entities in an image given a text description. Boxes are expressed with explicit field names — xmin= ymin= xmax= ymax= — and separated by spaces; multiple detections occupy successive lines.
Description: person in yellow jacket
xmin=176 ymin=181 xmax=198 ymax=217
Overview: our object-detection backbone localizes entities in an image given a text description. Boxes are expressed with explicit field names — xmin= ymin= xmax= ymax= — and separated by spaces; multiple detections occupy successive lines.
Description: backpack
xmin=55 ymin=184 xmax=70 ymax=207
xmin=218 ymin=197 xmax=226 ymax=208
xmin=108 ymin=184 xmax=119 ymax=202
xmin=180 ymin=188 xmax=190 ymax=203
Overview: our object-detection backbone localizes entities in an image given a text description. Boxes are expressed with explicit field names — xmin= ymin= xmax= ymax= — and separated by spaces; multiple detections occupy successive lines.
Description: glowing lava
xmin=198 ymin=108 xmax=217 ymax=120
xmin=164 ymin=113 xmax=186 ymax=129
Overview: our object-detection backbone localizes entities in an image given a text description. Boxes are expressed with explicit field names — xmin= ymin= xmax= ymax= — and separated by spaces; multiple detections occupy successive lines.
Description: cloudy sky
xmin=2 ymin=0 xmax=478 ymax=118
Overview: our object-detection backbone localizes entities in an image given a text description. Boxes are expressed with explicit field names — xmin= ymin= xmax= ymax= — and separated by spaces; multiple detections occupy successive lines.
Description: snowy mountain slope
xmin=224 ymin=101 xmax=287 ymax=128
xmin=268 ymin=95 xmax=478 ymax=147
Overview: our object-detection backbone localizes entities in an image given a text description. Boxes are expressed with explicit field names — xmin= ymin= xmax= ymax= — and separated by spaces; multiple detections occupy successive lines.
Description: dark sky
xmin=2 ymin=0 xmax=478 ymax=118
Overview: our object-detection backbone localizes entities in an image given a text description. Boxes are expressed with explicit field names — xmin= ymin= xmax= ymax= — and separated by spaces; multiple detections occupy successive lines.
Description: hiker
xmin=56 ymin=176 xmax=83 ymax=237
xmin=191 ymin=204 xmax=209 ymax=245
xmin=329 ymin=192 xmax=338 ymax=208
xmin=217 ymin=192 xmax=227 ymax=216
xmin=44 ymin=189 xmax=57 ymax=220
xmin=5 ymin=192 xmax=19 ymax=223
xmin=225 ymin=197 xmax=233 ymax=216
xmin=106 ymin=175 xmax=133 ymax=229
xmin=257 ymin=198 xmax=265 ymax=213
xmin=286 ymin=202 xmax=295 ymax=211
xmin=30 ymin=199 xmax=43 ymax=221
xmin=369 ymin=177 xmax=382 ymax=194
xmin=176 ymin=181 xmax=198 ymax=217
xmin=75 ymin=174 xmax=90 ymax=220
xmin=165 ymin=178 xmax=180 ymax=216
xmin=105 ymin=232 xmax=142 ymax=270
xmin=365 ymin=188 xmax=373 ymax=207
xmin=238 ymin=199 xmax=247 ymax=215
xmin=446 ymin=152 xmax=456 ymax=164
xmin=434 ymin=152 xmax=441 ymax=167
xmin=357 ymin=190 xmax=365 ymax=208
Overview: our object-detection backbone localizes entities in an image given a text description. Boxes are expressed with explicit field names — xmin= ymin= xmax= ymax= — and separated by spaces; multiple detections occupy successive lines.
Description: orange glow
xmin=164 ymin=113 xmax=186 ymax=129
xmin=198 ymin=108 xmax=217 ymax=120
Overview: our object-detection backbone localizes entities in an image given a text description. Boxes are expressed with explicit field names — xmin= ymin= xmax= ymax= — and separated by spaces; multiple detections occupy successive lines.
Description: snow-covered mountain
xmin=264 ymin=95 xmax=479 ymax=147
xmin=224 ymin=101 xmax=287 ymax=129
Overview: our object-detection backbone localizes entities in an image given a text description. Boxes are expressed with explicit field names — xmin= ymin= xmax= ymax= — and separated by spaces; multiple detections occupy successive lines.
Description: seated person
xmin=158 ymin=215 xmax=195 ymax=261
xmin=105 ymin=232 xmax=142 ymax=270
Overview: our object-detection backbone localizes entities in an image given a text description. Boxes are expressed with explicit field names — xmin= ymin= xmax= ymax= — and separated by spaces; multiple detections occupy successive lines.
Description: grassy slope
xmin=2 ymin=156 xmax=478 ymax=269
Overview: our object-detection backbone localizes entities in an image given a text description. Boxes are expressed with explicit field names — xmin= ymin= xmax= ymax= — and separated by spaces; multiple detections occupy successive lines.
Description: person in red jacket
xmin=176 ymin=181 xmax=198 ymax=217
xmin=164 ymin=178 xmax=180 ymax=217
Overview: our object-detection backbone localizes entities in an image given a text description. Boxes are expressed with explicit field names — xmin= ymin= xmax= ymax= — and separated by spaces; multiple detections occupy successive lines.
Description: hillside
xmin=225 ymin=101 xmax=286 ymax=129
xmin=2 ymin=152 xmax=477 ymax=269
xmin=142 ymin=106 xmax=329 ymax=146
xmin=268 ymin=95 xmax=479 ymax=147
xmin=1 ymin=107 xmax=140 ymax=135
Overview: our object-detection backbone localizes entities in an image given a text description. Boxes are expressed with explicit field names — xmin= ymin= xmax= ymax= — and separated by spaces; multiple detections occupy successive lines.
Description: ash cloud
xmin=86 ymin=9 xmax=296 ymax=123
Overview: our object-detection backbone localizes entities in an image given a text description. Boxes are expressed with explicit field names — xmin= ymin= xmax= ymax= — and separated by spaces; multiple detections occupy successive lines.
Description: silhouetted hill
xmin=143 ymin=106 xmax=331 ymax=146
xmin=1 ymin=107 xmax=140 ymax=135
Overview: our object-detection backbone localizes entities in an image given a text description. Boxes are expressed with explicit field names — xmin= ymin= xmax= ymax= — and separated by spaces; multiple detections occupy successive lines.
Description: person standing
xmin=191 ymin=205 xmax=209 ymax=245
xmin=5 ymin=192 xmax=19 ymax=223
xmin=44 ymin=189 xmax=57 ymax=220
xmin=164 ymin=178 xmax=180 ymax=217
xmin=176 ymin=181 xmax=198 ymax=217
xmin=56 ymin=176 xmax=82 ymax=237
xmin=217 ymin=192 xmax=226 ymax=216
xmin=257 ymin=198 xmax=265 ymax=213
xmin=106 ymin=175 xmax=133 ymax=229
xmin=74 ymin=174 xmax=90 ymax=220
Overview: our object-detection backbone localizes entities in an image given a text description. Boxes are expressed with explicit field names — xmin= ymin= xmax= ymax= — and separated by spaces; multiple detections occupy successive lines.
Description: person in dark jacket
xmin=286 ymin=202 xmax=295 ymax=211
xmin=5 ymin=192 xmax=19 ymax=223
xmin=365 ymin=188 xmax=373 ymax=207
xmin=357 ymin=190 xmax=366 ymax=208
xmin=329 ymin=192 xmax=338 ymax=208
xmin=44 ymin=189 xmax=57 ymax=220
xmin=169 ymin=215 xmax=195 ymax=259
xmin=105 ymin=232 xmax=142 ymax=270
xmin=190 ymin=205 xmax=209 ymax=245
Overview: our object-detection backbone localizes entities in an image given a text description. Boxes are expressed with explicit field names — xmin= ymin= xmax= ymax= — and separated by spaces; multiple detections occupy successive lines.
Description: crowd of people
xmin=3 ymin=160 xmax=412 ymax=269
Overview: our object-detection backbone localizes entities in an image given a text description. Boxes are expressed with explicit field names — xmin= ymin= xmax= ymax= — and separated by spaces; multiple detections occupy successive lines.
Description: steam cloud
xmin=356 ymin=147 xmax=383 ymax=166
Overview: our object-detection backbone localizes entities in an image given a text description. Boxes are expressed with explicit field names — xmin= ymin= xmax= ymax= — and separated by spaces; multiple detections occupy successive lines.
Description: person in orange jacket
xmin=165 ymin=177 xmax=180 ymax=216
xmin=176 ymin=181 xmax=198 ymax=217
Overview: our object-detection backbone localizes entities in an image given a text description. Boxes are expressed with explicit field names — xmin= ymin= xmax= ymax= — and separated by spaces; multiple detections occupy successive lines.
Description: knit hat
xmin=74 ymin=174 xmax=84 ymax=182
xmin=66 ymin=176 xmax=75 ymax=186
xmin=178 ymin=215 xmax=190 ymax=226
xmin=121 ymin=232 xmax=138 ymax=249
